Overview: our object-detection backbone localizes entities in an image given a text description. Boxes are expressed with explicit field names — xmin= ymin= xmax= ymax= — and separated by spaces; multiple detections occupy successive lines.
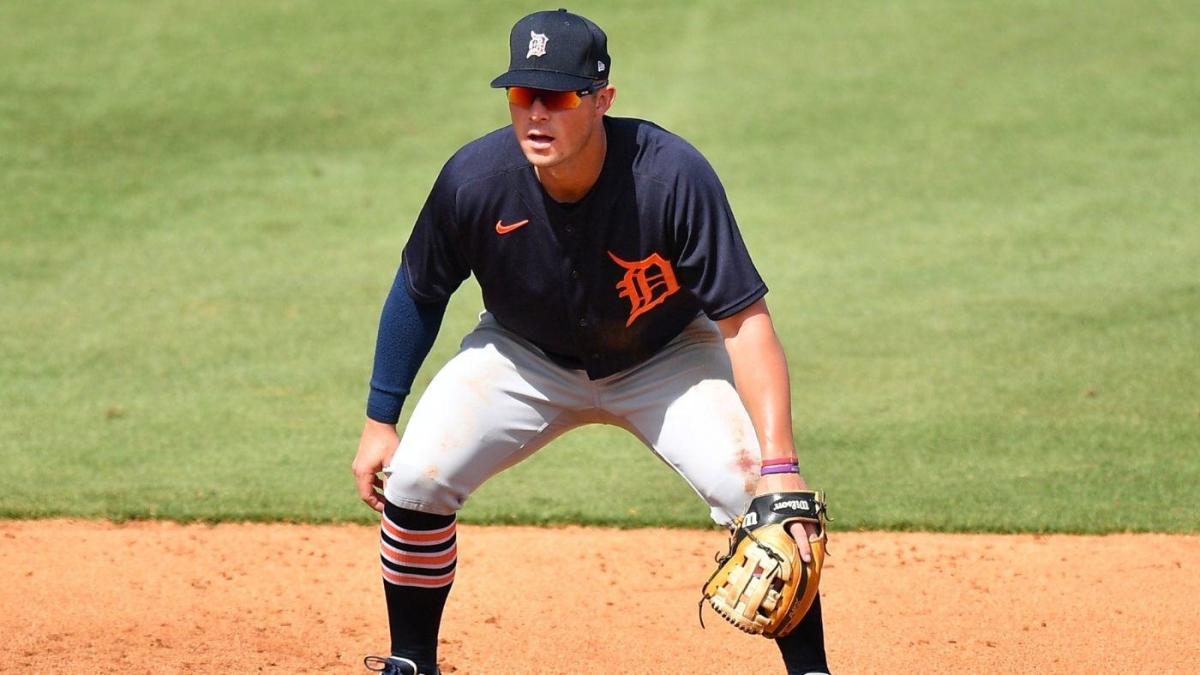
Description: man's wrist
xmin=756 ymin=471 xmax=808 ymax=489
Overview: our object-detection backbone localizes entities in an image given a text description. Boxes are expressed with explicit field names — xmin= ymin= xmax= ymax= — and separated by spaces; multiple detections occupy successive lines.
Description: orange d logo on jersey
xmin=607 ymin=251 xmax=681 ymax=326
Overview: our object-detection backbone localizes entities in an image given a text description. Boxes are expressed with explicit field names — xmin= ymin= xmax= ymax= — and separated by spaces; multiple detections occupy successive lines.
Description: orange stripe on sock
xmin=382 ymin=542 xmax=458 ymax=568
xmin=381 ymin=566 xmax=456 ymax=588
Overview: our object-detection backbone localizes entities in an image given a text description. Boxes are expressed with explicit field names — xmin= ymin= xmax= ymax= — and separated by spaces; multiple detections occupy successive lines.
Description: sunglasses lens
xmin=544 ymin=90 xmax=582 ymax=110
xmin=506 ymin=87 xmax=535 ymax=107
xmin=506 ymin=87 xmax=583 ymax=111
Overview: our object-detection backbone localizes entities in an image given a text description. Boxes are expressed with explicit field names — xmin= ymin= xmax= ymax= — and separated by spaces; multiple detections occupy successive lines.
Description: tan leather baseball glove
xmin=701 ymin=491 xmax=828 ymax=638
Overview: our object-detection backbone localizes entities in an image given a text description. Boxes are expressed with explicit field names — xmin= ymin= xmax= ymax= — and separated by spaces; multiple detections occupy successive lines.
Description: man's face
xmin=509 ymin=85 xmax=615 ymax=171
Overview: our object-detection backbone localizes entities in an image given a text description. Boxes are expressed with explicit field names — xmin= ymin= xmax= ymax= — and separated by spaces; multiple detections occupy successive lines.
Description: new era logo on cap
xmin=491 ymin=9 xmax=611 ymax=92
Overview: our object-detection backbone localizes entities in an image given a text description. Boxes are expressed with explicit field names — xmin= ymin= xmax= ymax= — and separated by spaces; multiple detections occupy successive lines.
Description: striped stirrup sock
xmin=380 ymin=501 xmax=456 ymax=672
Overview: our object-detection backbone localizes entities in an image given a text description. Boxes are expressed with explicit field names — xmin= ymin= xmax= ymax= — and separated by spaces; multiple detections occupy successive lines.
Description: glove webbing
xmin=697 ymin=516 xmax=786 ymax=629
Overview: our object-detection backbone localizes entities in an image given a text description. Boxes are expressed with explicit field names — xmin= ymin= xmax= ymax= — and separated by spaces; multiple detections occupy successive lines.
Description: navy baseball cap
xmin=490 ymin=9 xmax=610 ymax=92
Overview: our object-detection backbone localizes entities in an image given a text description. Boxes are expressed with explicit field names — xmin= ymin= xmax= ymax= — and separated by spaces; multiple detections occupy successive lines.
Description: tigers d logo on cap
xmin=527 ymin=31 xmax=548 ymax=58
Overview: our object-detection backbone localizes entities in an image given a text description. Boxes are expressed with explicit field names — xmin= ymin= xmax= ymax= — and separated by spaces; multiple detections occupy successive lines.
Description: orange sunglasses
xmin=506 ymin=82 xmax=607 ymax=111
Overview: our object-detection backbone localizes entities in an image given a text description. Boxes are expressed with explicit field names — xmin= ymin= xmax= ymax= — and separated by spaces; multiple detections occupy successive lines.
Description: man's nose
xmin=528 ymin=97 xmax=550 ymax=119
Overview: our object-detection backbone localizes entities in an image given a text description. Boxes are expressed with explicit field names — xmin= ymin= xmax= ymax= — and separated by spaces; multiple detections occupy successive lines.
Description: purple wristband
xmin=761 ymin=464 xmax=800 ymax=476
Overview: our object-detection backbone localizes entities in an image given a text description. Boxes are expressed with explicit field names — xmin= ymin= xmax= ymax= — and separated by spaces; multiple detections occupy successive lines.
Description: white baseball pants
xmin=383 ymin=312 xmax=762 ymax=525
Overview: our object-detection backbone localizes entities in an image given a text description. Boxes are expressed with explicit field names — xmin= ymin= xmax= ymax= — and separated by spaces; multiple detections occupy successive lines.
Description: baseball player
xmin=354 ymin=9 xmax=830 ymax=675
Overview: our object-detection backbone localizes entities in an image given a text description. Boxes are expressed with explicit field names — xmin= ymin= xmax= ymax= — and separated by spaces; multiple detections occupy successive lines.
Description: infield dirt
xmin=2 ymin=521 xmax=1197 ymax=673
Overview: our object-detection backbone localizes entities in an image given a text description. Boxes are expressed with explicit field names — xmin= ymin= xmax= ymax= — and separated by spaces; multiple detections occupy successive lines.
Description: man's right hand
xmin=352 ymin=418 xmax=400 ymax=512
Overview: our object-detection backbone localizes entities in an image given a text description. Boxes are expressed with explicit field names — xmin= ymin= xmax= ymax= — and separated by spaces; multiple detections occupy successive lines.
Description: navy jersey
xmin=402 ymin=116 xmax=767 ymax=379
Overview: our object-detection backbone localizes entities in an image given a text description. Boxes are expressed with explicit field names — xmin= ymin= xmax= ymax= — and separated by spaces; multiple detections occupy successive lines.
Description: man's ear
xmin=595 ymin=85 xmax=616 ymax=116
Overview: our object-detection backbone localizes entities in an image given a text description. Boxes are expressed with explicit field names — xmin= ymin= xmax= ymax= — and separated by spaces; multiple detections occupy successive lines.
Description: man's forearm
xmin=718 ymin=299 xmax=797 ymax=462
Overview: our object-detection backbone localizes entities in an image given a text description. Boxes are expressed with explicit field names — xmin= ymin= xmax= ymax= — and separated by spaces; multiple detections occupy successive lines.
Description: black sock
xmin=380 ymin=501 xmax=457 ymax=672
xmin=776 ymin=593 xmax=829 ymax=674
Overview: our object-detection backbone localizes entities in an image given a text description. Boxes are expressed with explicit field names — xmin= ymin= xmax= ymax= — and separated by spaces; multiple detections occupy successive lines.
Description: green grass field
xmin=2 ymin=1 xmax=1197 ymax=532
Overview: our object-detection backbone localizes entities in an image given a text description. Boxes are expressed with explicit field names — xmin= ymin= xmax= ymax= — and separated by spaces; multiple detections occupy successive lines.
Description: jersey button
xmin=565 ymin=225 xmax=575 ymax=234
xmin=570 ymin=269 xmax=580 ymax=280
xmin=590 ymin=352 xmax=600 ymax=360
xmin=577 ymin=318 xmax=588 ymax=327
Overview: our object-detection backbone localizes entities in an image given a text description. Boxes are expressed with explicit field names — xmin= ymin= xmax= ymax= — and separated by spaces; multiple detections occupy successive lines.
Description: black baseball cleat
xmin=363 ymin=655 xmax=441 ymax=675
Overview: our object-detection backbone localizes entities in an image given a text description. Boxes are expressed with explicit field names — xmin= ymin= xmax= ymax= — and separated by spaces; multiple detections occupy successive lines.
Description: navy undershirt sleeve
xmin=366 ymin=263 xmax=449 ymax=424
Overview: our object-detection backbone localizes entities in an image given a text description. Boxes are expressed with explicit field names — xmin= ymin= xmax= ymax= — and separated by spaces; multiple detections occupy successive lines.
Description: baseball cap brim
xmin=490 ymin=69 xmax=596 ymax=92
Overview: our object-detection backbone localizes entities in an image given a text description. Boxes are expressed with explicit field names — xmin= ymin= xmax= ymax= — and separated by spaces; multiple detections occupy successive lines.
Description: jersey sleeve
xmin=670 ymin=154 xmax=768 ymax=320
xmin=401 ymin=161 xmax=472 ymax=302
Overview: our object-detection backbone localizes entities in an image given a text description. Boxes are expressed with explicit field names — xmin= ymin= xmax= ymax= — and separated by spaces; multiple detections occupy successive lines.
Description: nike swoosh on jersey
xmin=495 ymin=219 xmax=530 ymax=234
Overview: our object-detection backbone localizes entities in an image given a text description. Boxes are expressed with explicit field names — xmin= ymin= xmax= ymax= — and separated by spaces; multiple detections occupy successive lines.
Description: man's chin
xmin=520 ymin=148 xmax=560 ymax=168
